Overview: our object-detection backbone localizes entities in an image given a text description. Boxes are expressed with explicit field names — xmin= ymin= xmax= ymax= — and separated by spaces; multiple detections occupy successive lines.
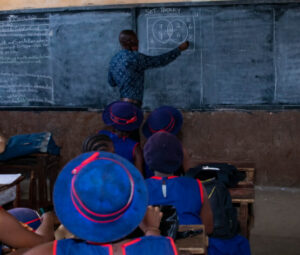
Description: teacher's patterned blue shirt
xmin=108 ymin=48 xmax=181 ymax=102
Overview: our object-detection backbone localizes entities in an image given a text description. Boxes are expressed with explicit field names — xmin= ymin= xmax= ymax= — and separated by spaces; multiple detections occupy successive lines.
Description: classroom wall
xmin=0 ymin=110 xmax=299 ymax=187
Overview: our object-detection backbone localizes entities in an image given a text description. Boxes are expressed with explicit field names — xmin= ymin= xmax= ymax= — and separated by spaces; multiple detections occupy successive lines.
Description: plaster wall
xmin=1 ymin=110 xmax=299 ymax=187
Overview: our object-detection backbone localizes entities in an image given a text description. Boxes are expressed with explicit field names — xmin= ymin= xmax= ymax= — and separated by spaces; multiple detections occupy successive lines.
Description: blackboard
xmin=1 ymin=3 xmax=300 ymax=110
xmin=0 ymin=10 xmax=131 ymax=108
xmin=139 ymin=5 xmax=276 ymax=109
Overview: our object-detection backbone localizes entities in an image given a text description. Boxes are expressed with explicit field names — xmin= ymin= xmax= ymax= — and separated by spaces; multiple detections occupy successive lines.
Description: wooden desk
xmin=0 ymin=175 xmax=25 ymax=207
xmin=175 ymin=225 xmax=207 ymax=255
xmin=0 ymin=154 xmax=60 ymax=209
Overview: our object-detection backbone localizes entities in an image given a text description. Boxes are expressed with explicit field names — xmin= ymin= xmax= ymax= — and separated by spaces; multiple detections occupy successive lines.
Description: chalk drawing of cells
xmin=152 ymin=19 xmax=188 ymax=44
xmin=169 ymin=20 xmax=188 ymax=43
xmin=147 ymin=16 xmax=195 ymax=51
xmin=152 ymin=19 xmax=170 ymax=43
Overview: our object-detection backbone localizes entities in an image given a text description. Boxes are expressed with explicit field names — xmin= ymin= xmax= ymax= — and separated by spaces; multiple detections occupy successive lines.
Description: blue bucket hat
xmin=53 ymin=151 xmax=148 ymax=243
xmin=8 ymin=208 xmax=41 ymax=230
xmin=143 ymin=132 xmax=183 ymax=174
xmin=102 ymin=101 xmax=143 ymax=132
xmin=142 ymin=106 xmax=183 ymax=138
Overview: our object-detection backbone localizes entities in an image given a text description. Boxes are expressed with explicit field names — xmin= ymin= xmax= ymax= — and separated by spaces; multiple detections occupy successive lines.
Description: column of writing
xmin=0 ymin=15 xmax=53 ymax=105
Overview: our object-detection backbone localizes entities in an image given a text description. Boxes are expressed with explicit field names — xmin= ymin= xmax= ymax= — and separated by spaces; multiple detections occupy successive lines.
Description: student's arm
xmin=200 ymin=187 xmax=214 ymax=235
xmin=35 ymin=211 xmax=55 ymax=242
xmin=139 ymin=206 xmax=163 ymax=236
xmin=139 ymin=41 xmax=189 ymax=70
xmin=0 ymin=209 xmax=54 ymax=249
xmin=22 ymin=241 xmax=54 ymax=255
xmin=133 ymin=144 xmax=145 ymax=177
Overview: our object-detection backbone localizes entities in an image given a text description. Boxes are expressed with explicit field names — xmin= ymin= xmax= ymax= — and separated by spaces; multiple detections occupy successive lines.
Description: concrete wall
xmin=1 ymin=110 xmax=299 ymax=187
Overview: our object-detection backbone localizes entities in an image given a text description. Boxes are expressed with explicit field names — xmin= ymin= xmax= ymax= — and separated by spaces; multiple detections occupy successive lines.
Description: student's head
xmin=119 ymin=30 xmax=139 ymax=51
xmin=102 ymin=101 xmax=143 ymax=133
xmin=144 ymin=132 xmax=183 ymax=174
xmin=82 ymin=134 xmax=114 ymax=153
xmin=142 ymin=106 xmax=183 ymax=139
xmin=53 ymin=152 xmax=148 ymax=243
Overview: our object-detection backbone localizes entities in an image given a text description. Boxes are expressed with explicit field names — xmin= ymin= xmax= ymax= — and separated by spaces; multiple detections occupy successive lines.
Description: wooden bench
xmin=0 ymin=153 xmax=60 ymax=209
xmin=228 ymin=162 xmax=255 ymax=239
xmin=175 ymin=225 xmax=208 ymax=255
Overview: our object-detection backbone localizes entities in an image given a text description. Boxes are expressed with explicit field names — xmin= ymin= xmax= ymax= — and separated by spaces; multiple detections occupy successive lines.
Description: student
xmin=142 ymin=106 xmax=190 ymax=177
xmin=108 ymin=30 xmax=189 ymax=106
xmin=82 ymin=134 xmax=114 ymax=153
xmin=0 ymin=207 xmax=54 ymax=254
xmin=99 ymin=101 xmax=144 ymax=176
xmin=55 ymin=133 xmax=115 ymax=240
xmin=144 ymin=132 xmax=214 ymax=234
xmin=24 ymin=152 xmax=178 ymax=255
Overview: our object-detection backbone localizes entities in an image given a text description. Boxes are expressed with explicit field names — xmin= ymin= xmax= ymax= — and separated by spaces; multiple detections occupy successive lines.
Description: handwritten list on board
xmin=0 ymin=15 xmax=53 ymax=105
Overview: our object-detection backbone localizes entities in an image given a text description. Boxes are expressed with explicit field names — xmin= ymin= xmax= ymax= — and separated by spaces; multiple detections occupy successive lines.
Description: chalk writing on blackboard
xmin=0 ymin=17 xmax=50 ymax=64
xmin=0 ymin=73 xmax=54 ymax=104
xmin=0 ymin=15 xmax=53 ymax=105
xmin=147 ymin=16 xmax=195 ymax=51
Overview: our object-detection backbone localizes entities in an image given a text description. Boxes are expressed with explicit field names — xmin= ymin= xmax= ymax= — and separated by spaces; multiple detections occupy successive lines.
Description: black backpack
xmin=202 ymin=178 xmax=239 ymax=239
xmin=186 ymin=163 xmax=244 ymax=239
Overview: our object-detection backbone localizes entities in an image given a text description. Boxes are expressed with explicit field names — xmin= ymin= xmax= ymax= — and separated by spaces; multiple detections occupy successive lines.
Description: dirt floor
xmin=250 ymin=186 xmax=300 ymax=255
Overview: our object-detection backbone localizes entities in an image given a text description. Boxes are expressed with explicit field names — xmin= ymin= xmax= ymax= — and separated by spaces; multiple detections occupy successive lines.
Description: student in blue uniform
xmin=99 ymin=101 xmax=144 ymax=176
xmin=24 ymin=152 xmax=178 ymax=255
xmin=108 ymin=30 xmax=189 ymax=107
xmin=144 ymin=132 xmax=214 ymax=233
xmin=82 ymin=134 xmax=114 ymax=153
xmin=142 ymin=106 xmax=190 ymax=178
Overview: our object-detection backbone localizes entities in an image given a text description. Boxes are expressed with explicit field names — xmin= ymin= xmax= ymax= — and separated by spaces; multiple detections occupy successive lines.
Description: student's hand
xmin=178 ymin=41 xmax=189 ymax=51
xmin=139 ymin=206 xmax=163 ymax=236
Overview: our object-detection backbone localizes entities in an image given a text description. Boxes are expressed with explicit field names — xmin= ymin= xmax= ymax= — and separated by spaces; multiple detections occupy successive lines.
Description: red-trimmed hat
xmin=103 ymin=101 xmax=143 ymax=131
xmin=53 ymin=152 xmax=148 ymax=243
xmin=8 ymin=208 xmax=41 ymax=230
xmin=142 ymin=106 xmax=183 ymax=138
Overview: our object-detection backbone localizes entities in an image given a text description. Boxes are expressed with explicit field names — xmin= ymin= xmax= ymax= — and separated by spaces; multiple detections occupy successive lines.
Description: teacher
xmin=108 ymin=30 xmax=189 ymax=107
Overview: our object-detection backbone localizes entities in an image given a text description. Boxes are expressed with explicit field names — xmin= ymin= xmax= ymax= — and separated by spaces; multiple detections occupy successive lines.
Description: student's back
xmin=146 ymin=176 xmax=204 ymax=225
xmin=143 ymin=132 xmax=213 ymax=234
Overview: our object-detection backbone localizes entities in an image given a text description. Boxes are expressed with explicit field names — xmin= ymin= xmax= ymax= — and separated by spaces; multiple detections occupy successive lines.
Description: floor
xmin=250 ymin=186 xmax=300 ymax=255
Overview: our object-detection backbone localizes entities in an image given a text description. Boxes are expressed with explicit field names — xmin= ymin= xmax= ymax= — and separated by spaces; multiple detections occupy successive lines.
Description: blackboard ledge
xmin=1 ymin=105 xmax=299 ymax=112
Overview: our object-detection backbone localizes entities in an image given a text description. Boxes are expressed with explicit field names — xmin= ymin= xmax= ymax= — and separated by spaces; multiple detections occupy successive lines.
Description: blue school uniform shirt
xmin=146 ymin=176 xmax=204 ymax=225
xmin=208 ymin=235 xmax=251 ymax=255
xmin=54 ymin=236 xmax=177 ymax=255
xmin=98 ymin=130 xmax=138 ymax=164
xmin=108 ymin=48 xmax=181 ymax=102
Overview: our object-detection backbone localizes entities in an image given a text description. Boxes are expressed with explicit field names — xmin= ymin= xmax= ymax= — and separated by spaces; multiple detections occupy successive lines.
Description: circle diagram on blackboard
xmin=148 ymin=16 xmax=195 ymax=51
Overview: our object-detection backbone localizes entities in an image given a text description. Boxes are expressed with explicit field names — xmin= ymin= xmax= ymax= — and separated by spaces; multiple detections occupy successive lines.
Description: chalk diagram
xmin=147 ymin=16 xmax=195 ymax=51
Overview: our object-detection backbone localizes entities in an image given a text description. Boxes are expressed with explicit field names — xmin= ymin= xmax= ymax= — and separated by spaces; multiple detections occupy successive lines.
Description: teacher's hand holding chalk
xmin=178 ymin=41 xmax=189 ymax=51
